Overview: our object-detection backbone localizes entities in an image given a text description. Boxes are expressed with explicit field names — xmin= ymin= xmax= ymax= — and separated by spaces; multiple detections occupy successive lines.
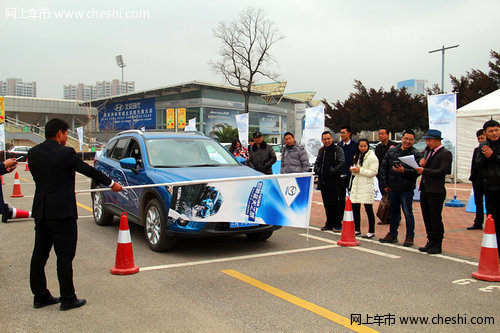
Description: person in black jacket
xmin=379 ymin=130 xmax=422 ymax=246
xmin=0 ymin=158 xmax=19 ymax=222
xmin=374 ymin=127 xmax=396 ymax=225
xmin=416 ymin=129 xmax=453 ymax=255
xmin=467 ymin=129 xmax=486 ymax=230
xmin=247 ymin=132 xmax=276 ymax=175
xmin=28 ymin=118 xmax=123 ymax=311
xmin=475 ymin=119 xmax=500 ymax=260
xmin=314 ymin=131 xmax=345 ymax=231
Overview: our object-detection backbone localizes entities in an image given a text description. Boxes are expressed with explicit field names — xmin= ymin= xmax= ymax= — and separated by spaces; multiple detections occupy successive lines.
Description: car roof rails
xmin=117 ymin=130 xmax=145 ymax=137
xmin=182 ymin=131 xmax=206 ymax=136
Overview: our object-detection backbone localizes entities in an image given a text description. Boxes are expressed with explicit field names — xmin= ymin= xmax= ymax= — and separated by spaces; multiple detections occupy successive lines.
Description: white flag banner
xmin=76 ymin=126 xmax=84 ymax=152
xmin=0 ymin=123 xmax=5 ymax=152
xmin=185 ymin=118 xmax=196 ymax=131
xmin=427 ymin=93 xmax=457 ymax=175
xmin=302 ymin=104 xmax=324 ymax=164
xmin=235 ymin=113 xmax=249 ymax=147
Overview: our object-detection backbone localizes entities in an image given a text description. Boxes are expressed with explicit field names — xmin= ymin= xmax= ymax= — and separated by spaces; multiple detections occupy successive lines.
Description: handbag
xmin=376 ymin=192 xmax=390 ymax=223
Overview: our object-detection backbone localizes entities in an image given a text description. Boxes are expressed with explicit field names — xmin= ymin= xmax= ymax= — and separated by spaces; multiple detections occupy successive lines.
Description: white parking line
xmin=140 ymin=245 xmax=338 ymax=272
xmin=307 ymin=226 xmax=479 ymax=266
xmin=299 ymin=233 xmax=400 ymax=259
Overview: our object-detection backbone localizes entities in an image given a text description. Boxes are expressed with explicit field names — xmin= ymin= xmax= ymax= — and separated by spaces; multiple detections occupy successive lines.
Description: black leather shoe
xmin=427 ymin=247 xmax=442 ymax=255
xmin=60 ymin=298 xmax=86 ymax=311
xmin=466 ymin=225 xmax=482 ymax=230
xmin=34 ymin=296 xmax=61 ymax=309
xmin=418 ymin=241 xmax=432 ymax=252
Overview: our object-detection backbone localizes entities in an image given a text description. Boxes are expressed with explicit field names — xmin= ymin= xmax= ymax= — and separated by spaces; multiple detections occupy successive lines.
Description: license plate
xmin=230 ymin=222 xmax=259 ymax=228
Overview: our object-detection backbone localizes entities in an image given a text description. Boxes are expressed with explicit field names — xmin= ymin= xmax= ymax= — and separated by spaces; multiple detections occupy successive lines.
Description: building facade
xmin=397 ymin=79 xmax=428 ymax=96
xmin=0 ymin=78 xmax=37 ymax=97
xmin=64 ymin=80 xmax=135 ymax=100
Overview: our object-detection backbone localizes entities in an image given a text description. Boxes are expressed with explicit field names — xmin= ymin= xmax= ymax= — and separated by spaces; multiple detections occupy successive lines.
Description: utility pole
xmin=429 ymin=44 xmax=459 ymax=93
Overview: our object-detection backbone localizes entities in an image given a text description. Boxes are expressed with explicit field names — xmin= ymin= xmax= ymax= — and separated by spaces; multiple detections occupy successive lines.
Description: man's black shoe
xmin=427 ymin=247 xmax=442 ymax=255
xmin=60 ymin=298 xmax=86 ymax=311
xmin=418 ymin=241 xmax=432 ymax=252
xmin=466 ymin=225 xmax=483 ymax=230
xmin=1 ymin=204 xmax=11 ymax=223
xmin=34 ymin=296 xmax=61 ymax=309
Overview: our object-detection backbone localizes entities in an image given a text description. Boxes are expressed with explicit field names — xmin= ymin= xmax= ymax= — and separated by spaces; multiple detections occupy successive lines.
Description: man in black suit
xmin=416 ymin=129 xmax=453 ymax=254
xmin=374 ymin=127 xmax=396 ymax=224
xmin=467 ymin=129 xmax=486 ymax=230
xmin=28 ymin=118 xmax=123 ymax=311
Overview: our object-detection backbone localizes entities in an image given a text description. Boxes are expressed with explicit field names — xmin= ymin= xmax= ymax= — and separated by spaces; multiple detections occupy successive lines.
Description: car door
xmin=101 ymin=137 xmax=130 ymax=209
xmin=119 ymin=139 xmax=149 ymax=218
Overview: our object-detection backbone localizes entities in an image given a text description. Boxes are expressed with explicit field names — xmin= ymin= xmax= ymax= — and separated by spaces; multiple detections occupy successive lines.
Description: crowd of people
xmin=237 ymin=120 xmax=499 ymax=260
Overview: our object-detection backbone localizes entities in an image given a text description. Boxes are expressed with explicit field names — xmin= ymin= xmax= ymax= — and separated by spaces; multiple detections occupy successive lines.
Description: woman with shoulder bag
xmin=349 ymin=139 xmax=379 ymax=238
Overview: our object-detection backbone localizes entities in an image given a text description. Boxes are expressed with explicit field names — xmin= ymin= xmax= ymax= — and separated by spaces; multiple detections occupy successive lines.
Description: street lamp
xmin=429 ymin=44 xmax=459 ymax=93
xmin=115 ymin=55 xmax=126 ymax=93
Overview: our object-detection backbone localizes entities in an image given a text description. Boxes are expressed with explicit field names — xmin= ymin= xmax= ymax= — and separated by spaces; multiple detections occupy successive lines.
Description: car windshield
xmin=145 ymin=138 xmax=239 ymax=167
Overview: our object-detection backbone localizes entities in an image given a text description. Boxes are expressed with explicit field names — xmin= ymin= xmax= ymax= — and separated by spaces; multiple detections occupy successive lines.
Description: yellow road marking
xmin=19 ymin=175 xmax=31 ymax=182
xmin=222 ymin=269 xmax=379 ymax=333
xmin=77 ymin=202 xmax=93 ymax=212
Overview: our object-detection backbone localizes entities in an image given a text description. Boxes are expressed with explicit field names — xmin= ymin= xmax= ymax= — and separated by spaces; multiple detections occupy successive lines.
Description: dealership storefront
xmin=91 ymin=81 xmax=311 ymax=143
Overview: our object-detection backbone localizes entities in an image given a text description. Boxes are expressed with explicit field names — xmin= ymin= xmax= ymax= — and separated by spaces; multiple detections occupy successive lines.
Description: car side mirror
xmin=120 ymin=157 xmax=138 ymax=172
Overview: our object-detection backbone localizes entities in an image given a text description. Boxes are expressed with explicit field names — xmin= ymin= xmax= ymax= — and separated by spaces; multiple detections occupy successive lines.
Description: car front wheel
xmin=144 ymin=198 xmax=176 ymax=252
xmin=92 ymin=189 xmax=114 ymax=226
xmin=246 ymin=230 xmax=274 ymax=241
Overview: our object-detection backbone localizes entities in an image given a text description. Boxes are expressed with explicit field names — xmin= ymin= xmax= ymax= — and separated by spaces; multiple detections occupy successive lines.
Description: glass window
xmin=110 ymin=138 xmax=129 ymax=160
xmin=125 ymin=139 xmax=143 ymax=167
xmin=145 ymin=138 xmax=238 ymax=167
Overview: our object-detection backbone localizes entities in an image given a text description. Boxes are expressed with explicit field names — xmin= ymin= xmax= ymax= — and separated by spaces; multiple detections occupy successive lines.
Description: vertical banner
xmin=168 ymin=174 xmax=314 ymax=228
xmin=185 ymin=118 xmax=196 ymax=131
xmin=0 ymin=97 xmax=5 ymax=123
xmin=235 ymin=113 xmax=249 ymax=147
xmin=166 ymin=109 xmax=175 ymax=129
xmin=0 ymin=123 xmax=5 ymax=152
xmin=177 ymin=108 xmax=186 ymax=129
xmin=76 ymin=126 xmax=84 ymax=151
xmin=427 ymin=93 xmax=457 ymax=174
xmin=302 ymin=104 xmax=325 ymax=164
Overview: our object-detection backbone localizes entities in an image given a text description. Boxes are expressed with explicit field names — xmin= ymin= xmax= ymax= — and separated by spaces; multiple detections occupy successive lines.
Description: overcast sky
xmin=2 ymin=0 xmax=499 ymax=103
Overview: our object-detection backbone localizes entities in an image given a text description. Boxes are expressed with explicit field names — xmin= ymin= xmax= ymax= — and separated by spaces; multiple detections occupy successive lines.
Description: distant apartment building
xmin=63 ymin=80 xmax=135 ymax=100
xmin=397 ymin=79 xmax=428 ymax=96
xmin=0 ymin=78 xmax=37 ymax=97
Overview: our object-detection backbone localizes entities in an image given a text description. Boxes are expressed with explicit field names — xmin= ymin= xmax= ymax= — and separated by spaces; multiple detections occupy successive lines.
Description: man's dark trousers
xmin=30 ymin=217 xmax=77 ymax=302
xmin=484 ymin=190 xmax=500 ymax=259
xmin=472 ymin=181 xmax=485 ymax=227
xmin=420 ymin=192 xmax=446 ymax=246
xmin=320 ymin=181 xmax=342 ymax=230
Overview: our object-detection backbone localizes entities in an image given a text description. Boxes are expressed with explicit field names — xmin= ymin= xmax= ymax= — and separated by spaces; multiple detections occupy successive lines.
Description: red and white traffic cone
xmin=472 ymin=214 xmax=500 ymax=282
xmin=25 ymin=158 xmax=30 ymax=171
xmin=0 ymin=175 xmax=4 ymax=185
xmin=11 ymin=172 xmax=24 ymax=198
xmin=2 ymin=204 xmax=32 ymax=223
xmin=337 ymin=197 xmax=359 ymax=247
xmin=110 ymin=212 xmax=139 ymax=275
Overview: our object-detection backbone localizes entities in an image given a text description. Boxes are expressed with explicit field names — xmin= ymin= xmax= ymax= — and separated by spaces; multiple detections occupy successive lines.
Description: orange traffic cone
xmin=472 ymin=215 xmax=500 ymax=282
xmin=110 ymin=212 xmax=139 ymax=275
xmin=337 ymin=197 xmax=359 ymax=246
xmin=0 ymin=175 xmax=4 ymax=185
xmin=25 ymin=159 xmax=30 ymax=171
xmin=11 ymin=172 xmax=24 ymax=198
xmin=2 ymin=204 xmax=32 ymax=223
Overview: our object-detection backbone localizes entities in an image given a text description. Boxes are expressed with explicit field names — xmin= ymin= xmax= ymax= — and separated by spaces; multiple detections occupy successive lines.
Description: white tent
xmin=456 ymin=89 xmax=500 ymax=182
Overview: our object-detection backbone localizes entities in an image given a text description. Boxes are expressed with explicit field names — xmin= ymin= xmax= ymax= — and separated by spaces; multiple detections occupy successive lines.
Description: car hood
xmin=153 ymin=165 xmax=263 ymax=183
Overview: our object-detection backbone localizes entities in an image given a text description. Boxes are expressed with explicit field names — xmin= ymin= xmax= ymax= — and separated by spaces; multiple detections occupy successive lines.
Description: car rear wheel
xmin=246 ymin=230 xmax=274 ymax=241
xmin=92 ymin=189 xmax=114 ymax=226
xmin=144 ymin=198 xmax=176 ymax=252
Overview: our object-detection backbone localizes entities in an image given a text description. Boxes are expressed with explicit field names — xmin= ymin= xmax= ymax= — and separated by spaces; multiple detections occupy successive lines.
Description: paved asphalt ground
xmin=1 ymin=164 xmax=499 ymax=332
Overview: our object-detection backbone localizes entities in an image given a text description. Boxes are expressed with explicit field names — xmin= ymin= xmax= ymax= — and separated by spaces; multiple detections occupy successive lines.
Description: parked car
xmin=92 ymin=130 xmax=281 ymax=252
xmin=7 ymin=146 xmax=31 ymax=160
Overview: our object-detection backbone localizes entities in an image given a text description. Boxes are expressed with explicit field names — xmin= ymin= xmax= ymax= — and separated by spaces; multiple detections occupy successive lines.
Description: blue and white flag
xmin=235 ymin=113 xmax=249 ymax=147
xmin=302 ymin=104 xmax=324 ymax=164
xmin=185 ymin=118 xmax=196 ymax=131
xmin=168 ymin=173 xmax=314 ymax=228
xmin=427 ymin=93 xmax=457 ymax=173
xmin=76 ymin=126 xmax=84 ymax=151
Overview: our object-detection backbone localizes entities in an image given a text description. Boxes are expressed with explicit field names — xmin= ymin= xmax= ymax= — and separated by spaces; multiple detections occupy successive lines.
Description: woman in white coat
xmin=349 ymin=139 xmax=379 ymax=238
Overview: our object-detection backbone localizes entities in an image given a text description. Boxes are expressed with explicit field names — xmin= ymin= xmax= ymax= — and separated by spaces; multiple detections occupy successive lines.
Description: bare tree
xmin=211 ymin=7 xmax=284 ymax=113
